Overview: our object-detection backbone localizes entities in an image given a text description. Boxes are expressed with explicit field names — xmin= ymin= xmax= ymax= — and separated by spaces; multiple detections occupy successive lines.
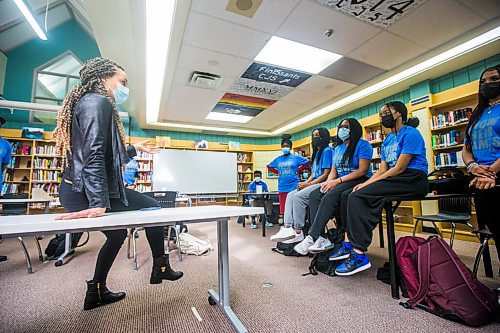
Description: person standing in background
xmin=462 ymin=65 xmax=500 ymax=270
xmin=123 ymin=158 xmax=139 ymax=190
xmin=0 ymin=116 xmax=13 ymax=262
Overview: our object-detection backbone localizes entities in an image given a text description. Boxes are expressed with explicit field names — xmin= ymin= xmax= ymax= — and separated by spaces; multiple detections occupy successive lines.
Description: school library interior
xmin=0 ymin=1 xmax=499 ymax=332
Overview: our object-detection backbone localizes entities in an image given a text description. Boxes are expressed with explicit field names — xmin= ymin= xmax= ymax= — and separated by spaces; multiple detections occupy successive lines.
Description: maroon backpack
xmin=396 ymin=236 xmax=499 ymax=326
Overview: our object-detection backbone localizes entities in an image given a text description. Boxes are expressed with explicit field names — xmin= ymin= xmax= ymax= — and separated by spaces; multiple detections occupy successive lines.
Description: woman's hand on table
xmin=55 ymin=208 xmax=106 ymax=220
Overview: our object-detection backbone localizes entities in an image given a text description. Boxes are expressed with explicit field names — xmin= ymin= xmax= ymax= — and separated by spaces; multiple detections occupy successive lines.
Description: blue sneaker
xmin=251 ymin=222 xmax=258 ymax=229
xmin=335 ymin=252 xmax=371 ymax=276
xmin=265 ymin=221 xmax=274 ymax=227
xmin=329 ymin=242 xmax=352 ymax=261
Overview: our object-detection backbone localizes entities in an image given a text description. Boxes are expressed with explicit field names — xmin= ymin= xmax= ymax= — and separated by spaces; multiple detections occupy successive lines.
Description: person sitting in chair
xmin=248 ymin=170 xmax=274 ymax=229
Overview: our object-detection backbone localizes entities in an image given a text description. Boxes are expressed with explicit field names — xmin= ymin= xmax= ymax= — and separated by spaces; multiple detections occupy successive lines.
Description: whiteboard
xmin=152 ymin=149 xmax=237 ymax=194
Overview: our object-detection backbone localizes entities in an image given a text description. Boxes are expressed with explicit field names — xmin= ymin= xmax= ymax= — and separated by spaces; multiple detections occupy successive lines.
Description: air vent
xmin=189 ymin=71 xmax=221 ymax=90
xmin=202 ymin=130 xmax=230 ymax=135
xmin=410 ymin=95 xmax=431 ymax=107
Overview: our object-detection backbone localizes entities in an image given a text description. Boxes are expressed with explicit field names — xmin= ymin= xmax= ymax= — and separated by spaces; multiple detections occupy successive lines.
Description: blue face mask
xmin=282 ymin=147 xmax=290 ymax=155
xmin=254 ymin=177 xmax=261 ymax=182
xmin=113 ymin=82 xmax=129 ymax=105
xmin=338 ymin=127 xmax=350 ymax=141
xmin=302 ymin=172 xmax=309 ymax=178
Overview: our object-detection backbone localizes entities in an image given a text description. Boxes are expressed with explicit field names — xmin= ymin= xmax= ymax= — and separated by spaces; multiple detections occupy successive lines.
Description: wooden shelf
xmin=4 ymin=181 xmax=29 ymax=183
xmin=369 ymin=140 xmax=383 ymax=146
xmin=238 ymin=171 xmax=253 ymax=174
xmin=33 ymin=168 xmax=63 ymax=171
xmin=8 ymin=167 xmax=31 ymax=170
xmin=32 ymin=180 xmax=61 ymax=183
xmin=237 ymin=161 xmax=253 ymax=164
xmin=35 ymin=155 xmax=61 ymax=158
xmin=432 ymin=144 xmax=464 ymax=152
xmin=12 ymin=154 xmax=32 ymax=157
xmin=137 ymin=181 xmax=151 ymax=184
xmin=134 ymin=158 xmax=153 ymax=161
xmin=430 ymin=122 xmax=468 ymax=132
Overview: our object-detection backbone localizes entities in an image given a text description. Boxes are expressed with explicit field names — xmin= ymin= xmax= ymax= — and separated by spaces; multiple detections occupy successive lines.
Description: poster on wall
xmin=211 ymin=93 xmax=277 ymax=117
xmin=312 ymin=0 xmax=427 ymax=28
xmin=228 ymin=77 xmax=294 ymax=100
xmin=241 ymin=62 xmax=312 ymax=88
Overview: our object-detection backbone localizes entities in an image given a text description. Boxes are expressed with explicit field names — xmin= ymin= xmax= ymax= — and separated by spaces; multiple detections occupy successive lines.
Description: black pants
xmin=59 ymin=181 xmax=164 ymax=283
xmin=342 ymin=169 xmax=428 ymax=252
xmin=308 ymin=178 xmax=366 ymax=240
xmin=474 ymin=180 xmax=500 ymax=261
xmin=251 ymin=197 xmax=274 ymax=223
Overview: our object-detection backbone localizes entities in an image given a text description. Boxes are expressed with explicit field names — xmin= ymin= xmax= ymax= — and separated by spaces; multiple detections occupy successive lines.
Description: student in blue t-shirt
xmin=0 ymin=116 xmax=12 ymax=262
xmin=267 ymin=134 xmax=309 ymax=216
xmin=247 ymin=170 xmax=274 ymax=229
xmin=270 ymin=128 xmax=332 ymax=244
xmin=330 ymin=101 xmax=428 ymax=276
xmin=462 ymin=65 xmax=500 ymax=263
xmin=122 ymin=158 xmax=139 ymax=190
xmin=294 ymin=118 xmax=373 ymax=255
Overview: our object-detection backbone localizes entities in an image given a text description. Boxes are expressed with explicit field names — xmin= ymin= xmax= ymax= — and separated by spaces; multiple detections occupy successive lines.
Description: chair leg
xmin=126 ymin=228 xmax=132 ymax=259
xmin=34 ymin=236 xmax=44 ymax=262
xmin=430 ymin=222 xmax=443 ymax=239
xmin=412 ymin=219 xmax=420 ymax=236
xmin=449 ymin=223 xmax=457 ymax=249
xmin=378 ymin=218 xmax=384 ymax=248
xmin=473 ymin=235 xmax=492 ymax=277
xmin=132 ymin=229 xmax=138 ymax=270
xmin=18 ymin=237 xmax=32 ymax=274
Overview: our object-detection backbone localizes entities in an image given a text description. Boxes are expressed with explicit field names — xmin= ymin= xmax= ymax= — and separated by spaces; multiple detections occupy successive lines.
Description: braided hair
xmin=311 ymin=127 xmax=331 ymax=165
xmin=464 ymin=65 xmax=500 ymax=153
xmin=53 ymin=57 xmax=127 ymax=167
xmin=338 ymin=118 xmax=363 ymax=168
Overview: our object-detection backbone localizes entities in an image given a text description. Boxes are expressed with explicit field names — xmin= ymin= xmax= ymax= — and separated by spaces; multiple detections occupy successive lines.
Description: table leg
xmin=208 ymin=219 xmax=248 ymax=333
xmin=378 ymin=218 xmax=384 ymax=248
xmin=44 ymin=202 xmax=49 ymax=214
xmin=385 ymin=201 xmax=399 ymax=299
xmin=262 ymin=215 xmax=266 ymax=238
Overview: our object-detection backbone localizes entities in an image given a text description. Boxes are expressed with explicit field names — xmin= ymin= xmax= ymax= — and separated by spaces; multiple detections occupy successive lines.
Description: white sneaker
xmin=308 ymin=236 xmax=334 ymax=253
xmin=270 ymin=226 xmax=295 ymax=242
xmin=282 ymin=230 xmax=304 ymax=244
xmin=293 ymin=235 xmax=315 ymax=255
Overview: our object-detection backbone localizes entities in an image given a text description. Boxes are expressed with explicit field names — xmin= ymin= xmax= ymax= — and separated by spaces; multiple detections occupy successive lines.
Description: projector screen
xmin=152 ymin=149 xmax=237 ymax=194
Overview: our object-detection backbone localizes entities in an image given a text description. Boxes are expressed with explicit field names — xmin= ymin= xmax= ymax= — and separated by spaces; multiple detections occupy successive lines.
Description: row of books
xmin=35 ymin=145 xmax=60 ymax=156
xmin=137 ymin=162 xmax=151 ymax=171
xmin=366 ymin=130 xmax=385 ymax=143
xmin=238 ymin=174 xmax=252 ymax=182
xmin=137 ymin=151 xmax=153 ymax=159
xmin=430 ymin=107 xmax=471 ymax=129
xmin=32 ymin=170 xmax=62 ymax=182
xmin=1 ymin=183 xmax=27 ymax=195
xmin=138 ymin=172 xmax=152 ymax=181
xmin=32 ymin=183 xmax=59 ymax=195
xmin=431 ymin=130 xmax=462 ymax=149
xmin=136 ymin=184 xmax=151 ymax=192
xmin=33 ymin=157 xmax=62 ymax=169
xmin=9 ymin=142 xmax=31 ymax=155
xmin=434 ymin=152 xmax=465 ymax=168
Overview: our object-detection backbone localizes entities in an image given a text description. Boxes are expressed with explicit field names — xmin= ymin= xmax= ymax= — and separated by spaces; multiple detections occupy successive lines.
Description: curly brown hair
xmin=53 ymin=57 xmax=127 ymax=167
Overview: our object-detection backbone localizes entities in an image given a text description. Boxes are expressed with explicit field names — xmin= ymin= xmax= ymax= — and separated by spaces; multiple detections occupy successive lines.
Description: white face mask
xmin=254 ymin=177 xmax=261 ymax=182
xmin=113 ymin=82 xmax=129 ymax=105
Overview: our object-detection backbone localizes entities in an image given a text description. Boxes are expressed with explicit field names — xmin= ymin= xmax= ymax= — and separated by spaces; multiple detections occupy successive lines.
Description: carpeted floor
xmin=0 ymin=218 xmax=498 ymax=333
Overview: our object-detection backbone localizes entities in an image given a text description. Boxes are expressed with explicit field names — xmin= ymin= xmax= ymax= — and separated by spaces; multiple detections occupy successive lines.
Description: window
xmin=31 ymin=51 xmax=83 ymax=124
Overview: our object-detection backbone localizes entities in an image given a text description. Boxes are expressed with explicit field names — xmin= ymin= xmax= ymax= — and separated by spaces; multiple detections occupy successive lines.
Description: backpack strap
xmin=409 ymin=241 xmax=431 ymax=308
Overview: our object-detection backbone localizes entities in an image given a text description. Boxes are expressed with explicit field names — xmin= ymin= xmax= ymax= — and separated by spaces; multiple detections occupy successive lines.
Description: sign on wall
xmin=228 ymin=77 xmax=294 ymax=100
xmin=241 ymin=62 xmax=312 ymax=88
xmin=313 ymin=0 xmax=427 ymax=28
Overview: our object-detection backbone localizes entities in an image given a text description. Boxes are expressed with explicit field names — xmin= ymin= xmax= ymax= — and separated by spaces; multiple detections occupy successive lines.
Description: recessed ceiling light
xmin=206 ymin=112 xmax=253 ymax=123
xmin=255 ymin=36 xmax=342 ymax=74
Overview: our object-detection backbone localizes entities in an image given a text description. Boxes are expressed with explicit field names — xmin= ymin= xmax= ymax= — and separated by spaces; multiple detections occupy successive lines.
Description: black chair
xmin=126 ymin=191 xmax=182 ymax=269
xmin=412 ymin=196 xmax=472 ymax=249
xmin=472 ymin=229 xmax=494 ymax=277
xmin=1 ymin=193 xmax=44 ymax=274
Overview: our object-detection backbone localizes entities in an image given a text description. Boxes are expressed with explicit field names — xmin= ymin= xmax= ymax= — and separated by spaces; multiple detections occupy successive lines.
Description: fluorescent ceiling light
xmin=149 ymin=121 xmax=270 ymax=136
xmin=13 ymin=0 xmax=47 ymax=40
xmin=146 ymin=0 xmax=176 ymax=123
xmin=272 ymin=25 xmax=500 ymax=134
xmin=255 ymin=36 xmax=342 ymax=74
xmin=205 ymin=112 xmax=253 ymax=123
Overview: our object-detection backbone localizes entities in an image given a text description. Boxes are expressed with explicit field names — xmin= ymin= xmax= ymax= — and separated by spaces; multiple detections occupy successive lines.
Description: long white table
xmin=0 ymin=205 xmax=264 ymax=333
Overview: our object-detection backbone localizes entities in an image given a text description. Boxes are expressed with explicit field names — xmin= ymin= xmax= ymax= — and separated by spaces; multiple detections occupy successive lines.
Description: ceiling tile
xmin=176 ymin=44 xmax=252 ymax=78
xmin=182 ymin=11 xmax=270 ymax=59
xmin=320 ymin=57 xmax=385 ymax=85
xmin=280 ymin=88 xmax=332 ymax=106
xmin=190 ymin=0 xmax=300 ymax=34
xmin=248 ymin=100 xmax=312 ymax=130
xmin=168 ymin=85 xmax=225 ymax=103
xmin=275 ymin=0 xmax=381 ymax=55
xmin=455 ymin=0 xmax=500 ymax=20
xmin=348 ymin=32 xmax=429 ymax=70
xmin=388 ymin=0 xmax=486 ymax=49
xmin=296 ymin=76 xmax=357 ymax=97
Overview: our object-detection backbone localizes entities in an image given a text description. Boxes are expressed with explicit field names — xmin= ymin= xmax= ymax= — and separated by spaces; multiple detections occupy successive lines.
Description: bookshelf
xmin=363 ymin=119 xmax=389 ymax=175
xmin=237 ymin=151 xmax=254 ymax=205
xmin=135 ymin=151 xmax=153 ymax=193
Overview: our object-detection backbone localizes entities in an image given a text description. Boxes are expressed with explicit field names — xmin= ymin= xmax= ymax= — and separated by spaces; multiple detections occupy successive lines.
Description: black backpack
xmin=272 ymin=241 xmax=306 ymax=257
xmin=44 ymin=232 xmax=88 ymax=259
xmin=303 ymin=228 xmax=345 ymax=276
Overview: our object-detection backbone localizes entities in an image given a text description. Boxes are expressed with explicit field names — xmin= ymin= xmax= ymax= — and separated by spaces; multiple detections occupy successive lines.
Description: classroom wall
xmin=254 ymin=150 xmax=281 ymax=191
xmin=0 ymin=51 xmax=7 ymax=95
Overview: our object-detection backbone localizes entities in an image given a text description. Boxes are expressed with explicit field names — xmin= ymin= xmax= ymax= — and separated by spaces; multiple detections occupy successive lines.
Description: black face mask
xmin=381 ymin=114 xmax=396 ymax=129
xmin=480 ymin=82 xmax=500 ymax=100
xmin=312 ymin=136 xmax=321 ymax=147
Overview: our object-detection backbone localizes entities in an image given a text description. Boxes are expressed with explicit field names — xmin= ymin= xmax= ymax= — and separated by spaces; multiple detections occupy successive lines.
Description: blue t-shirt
xmin=381 ymin=126 xmax=428 ymax=173
xmin=0 ymin=137 xmax=12 ymax=185
xmin=332 ymin=139 xmax=373 ymax=178
xmin=268 ymin=153 xmax=309 ymax=193
xmin=311 ymin=146 xmax=333 ymax=179
xmin=248 ymin=180 xmax=269 ymax=193
xmin=123 ymin=159 xmax=139 ymax=186
xmin=469 ymin=104 xmax=500 ymax=166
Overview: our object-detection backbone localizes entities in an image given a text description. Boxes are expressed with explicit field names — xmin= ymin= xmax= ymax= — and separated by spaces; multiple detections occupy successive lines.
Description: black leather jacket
xmin=63 ymin=93 xmax=135 ymax=209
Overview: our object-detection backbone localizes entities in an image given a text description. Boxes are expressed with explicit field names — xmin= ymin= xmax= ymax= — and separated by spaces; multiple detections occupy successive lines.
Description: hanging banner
xmin=228 ymin=77 xmax=294 ymax=99
xmin=241 ymin=62 xmax=312 ymax=88
xmin=211 ymin=93 xmax=276 ymax=116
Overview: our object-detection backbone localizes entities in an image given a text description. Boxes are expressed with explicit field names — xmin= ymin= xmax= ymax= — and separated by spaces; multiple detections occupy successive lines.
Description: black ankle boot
xmin=83 ymin=280 xmax=126 ymax=310
xmin=150 ymin=255 xmax=183 ymax=284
